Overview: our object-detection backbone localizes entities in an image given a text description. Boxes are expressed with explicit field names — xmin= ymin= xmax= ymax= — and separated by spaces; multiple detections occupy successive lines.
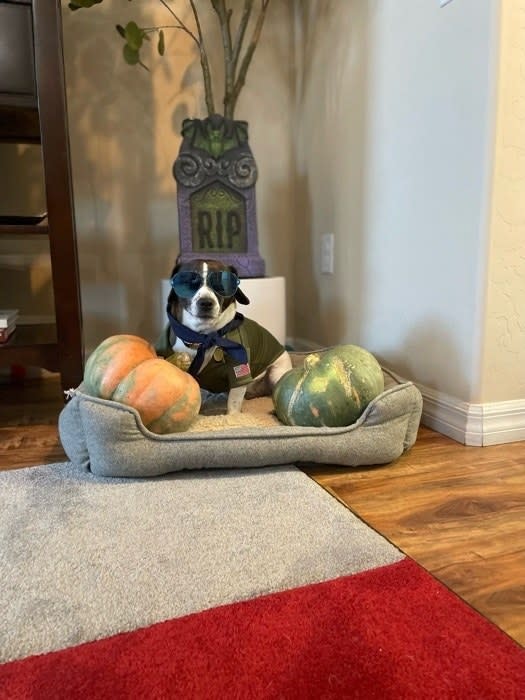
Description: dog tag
xmin=213 ymin=347 xmax=224 ymax=362
xmin=167 ymin=351 xmax=192 ymax=372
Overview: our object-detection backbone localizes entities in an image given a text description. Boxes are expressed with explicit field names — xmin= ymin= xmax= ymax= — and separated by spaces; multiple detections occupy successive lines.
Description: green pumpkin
xmin=272 ymin=345 xmax=384 ymax=427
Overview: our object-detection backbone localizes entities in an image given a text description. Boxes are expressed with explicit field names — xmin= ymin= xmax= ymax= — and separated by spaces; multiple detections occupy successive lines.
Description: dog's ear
xmin=169 ymin=257 xmax=182 ymax=280
xmin=166 ymin=258 xmax=182 ymax=307
xmin=228 ymin=265 xmax=250 ymax=305
xmin=235 ymin=288 xmax=250 ymax=305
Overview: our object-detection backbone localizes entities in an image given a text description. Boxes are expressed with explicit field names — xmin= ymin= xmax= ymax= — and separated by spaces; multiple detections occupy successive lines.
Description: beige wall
xmin=294 ymin=0 xmax=525 ymax=406
xmin=293 ymin=0 xmax=501 ymax=403
xmin=480 ymin=0 xmax=525 ymax=402
xmin=61 ymin=0 xmax=296 ymax=354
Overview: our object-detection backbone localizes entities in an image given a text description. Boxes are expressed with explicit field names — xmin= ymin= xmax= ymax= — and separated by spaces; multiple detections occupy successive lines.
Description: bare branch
xmin=158 ymin=0 xmax=198 ymax=44
xmin=231 ymin=0 xmax=253 ymax=72
xmin=72 ymin=0 xmax=270 ymax=119
xmin=188 ymin=0 xmax=216 ymax=116
xmin=142 ymin=25 xmax=184 ymax=33
xmin=230 ymin=0 xmax=270 ymax=118
xmin=211 ymin=0 xmax=235 ymax=117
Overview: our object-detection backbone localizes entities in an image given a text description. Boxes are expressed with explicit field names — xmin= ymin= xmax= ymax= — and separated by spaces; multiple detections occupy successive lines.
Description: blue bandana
xmin=166 ymin=307 xmax=248 ymax=376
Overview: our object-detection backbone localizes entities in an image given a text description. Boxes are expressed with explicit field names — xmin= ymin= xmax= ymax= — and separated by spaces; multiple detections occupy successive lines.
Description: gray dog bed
xmin=58 ymin=351 xmax=423 ymax=478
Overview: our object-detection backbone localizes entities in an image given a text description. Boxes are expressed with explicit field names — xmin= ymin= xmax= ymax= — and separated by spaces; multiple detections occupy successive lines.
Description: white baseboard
xmin=417 ymin=383 xmax=525 ymax=446
xmin=481 ymin=400 xmax=525 ymax=446
xmin=417 ymin=384 xmax=482 ymax=446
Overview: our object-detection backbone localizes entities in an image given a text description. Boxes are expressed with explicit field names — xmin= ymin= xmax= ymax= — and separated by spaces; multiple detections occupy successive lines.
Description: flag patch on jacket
xmin=233 ymin=363 xmax=251 ymax=379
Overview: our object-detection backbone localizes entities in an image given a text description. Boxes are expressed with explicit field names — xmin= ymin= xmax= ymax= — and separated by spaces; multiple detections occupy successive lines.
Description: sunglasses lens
xmin=208 ymin=271 xmax=239 ymax=297
xmin=171 ymin=271 xmax=202 ymax=298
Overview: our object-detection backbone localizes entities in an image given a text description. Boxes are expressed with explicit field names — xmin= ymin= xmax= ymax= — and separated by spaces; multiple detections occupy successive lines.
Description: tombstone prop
xmin=173 ymin=115 xmax=265 ymax=277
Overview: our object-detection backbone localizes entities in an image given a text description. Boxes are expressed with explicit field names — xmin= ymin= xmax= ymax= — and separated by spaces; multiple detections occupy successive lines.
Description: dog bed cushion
xmin=58 ymin=351 xmax=423 ymax=478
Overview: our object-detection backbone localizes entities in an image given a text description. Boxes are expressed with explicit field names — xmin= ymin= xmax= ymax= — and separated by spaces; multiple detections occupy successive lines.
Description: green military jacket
xmin=155 ymin=317 xmax=285 ymax=393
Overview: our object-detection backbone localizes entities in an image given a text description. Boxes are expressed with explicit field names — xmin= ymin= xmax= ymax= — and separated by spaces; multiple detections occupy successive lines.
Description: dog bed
xmin=58 ymin=350 xmax=423 ymax=478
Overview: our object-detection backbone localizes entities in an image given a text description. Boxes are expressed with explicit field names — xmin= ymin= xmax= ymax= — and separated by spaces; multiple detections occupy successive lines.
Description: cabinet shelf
xmin=0 ymin=105 xmax=40 ymax=143
xmin=0 ymin=323 xmax=59 ymax=373
xmin=0 ymin=220 xmax=49 ymax=236
xmin=0 ymin=0 xmax=84 ymax=393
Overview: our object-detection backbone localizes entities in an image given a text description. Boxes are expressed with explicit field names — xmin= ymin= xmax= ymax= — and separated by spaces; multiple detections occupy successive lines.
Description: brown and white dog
xmin=156 ymin=258 xmax=292 ymax=414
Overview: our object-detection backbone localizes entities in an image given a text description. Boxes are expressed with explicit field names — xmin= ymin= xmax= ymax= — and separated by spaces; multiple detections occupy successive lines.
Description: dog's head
xmin=168 ymin=259 xmax=250 ymax=333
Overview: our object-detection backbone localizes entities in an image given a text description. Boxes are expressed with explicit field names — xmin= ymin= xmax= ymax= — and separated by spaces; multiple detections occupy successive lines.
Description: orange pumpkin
xmin=112 ymin=358 xmax=201 ymax=434
xmin=84 ymin=334 xmax=157 ymax=399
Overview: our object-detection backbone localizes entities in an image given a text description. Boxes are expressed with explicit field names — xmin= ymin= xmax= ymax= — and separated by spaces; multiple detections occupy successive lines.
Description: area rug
xmin=0 ymin=462 xmax=523 ymax=699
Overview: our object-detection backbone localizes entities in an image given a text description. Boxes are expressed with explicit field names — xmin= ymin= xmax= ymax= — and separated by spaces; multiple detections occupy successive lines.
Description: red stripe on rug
xmin=1 ymin=558 xmax=523 ymax=699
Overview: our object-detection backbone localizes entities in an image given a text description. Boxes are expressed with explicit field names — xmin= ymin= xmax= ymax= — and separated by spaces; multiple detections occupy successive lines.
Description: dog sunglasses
xmin=170 ymin=269 xmax=241 ymax=299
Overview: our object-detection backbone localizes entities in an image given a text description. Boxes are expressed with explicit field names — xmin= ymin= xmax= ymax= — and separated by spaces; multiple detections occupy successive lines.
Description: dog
xmin=155 ymin=258 xmax=292 ymax=414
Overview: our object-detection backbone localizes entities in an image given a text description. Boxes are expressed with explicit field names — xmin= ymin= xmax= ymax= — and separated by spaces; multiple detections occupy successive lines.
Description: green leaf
xmin=123 ymin=44 xmax=140 ymax=65
xmin=158 ymin=29 xmax=165 ymax=56
xmin=116 ymin=24 xmax=126 ymax=39
xmin=124 ymin=21 xmax=143 ymax=51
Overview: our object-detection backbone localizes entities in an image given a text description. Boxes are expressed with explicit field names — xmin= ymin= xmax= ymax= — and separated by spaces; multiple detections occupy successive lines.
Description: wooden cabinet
xmin=0 ymin=0 xmax=83 ymax=392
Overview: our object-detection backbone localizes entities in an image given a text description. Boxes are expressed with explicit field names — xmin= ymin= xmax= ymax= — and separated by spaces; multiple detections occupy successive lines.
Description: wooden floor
xmin=1 ymin=376 xmax=524 ymax=648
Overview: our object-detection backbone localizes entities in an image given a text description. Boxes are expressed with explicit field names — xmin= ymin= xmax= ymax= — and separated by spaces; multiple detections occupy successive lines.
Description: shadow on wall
xmin=62 ymin=2 xmax=204 ymax=354
xmin=293 ymin=173 xmax=316 ymax=346
xmin=378 ymin=318 xmax=471 ymax=402
xmin=292 ymin=0 xmax=371 ymax=349
xmin=293 ymin=168 xmax=350 ymax=351
xmin=254 ymin=171 xmax=297 ymax=339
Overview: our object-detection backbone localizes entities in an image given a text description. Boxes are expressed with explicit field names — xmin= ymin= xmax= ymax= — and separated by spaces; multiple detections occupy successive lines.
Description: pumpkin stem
xmin=304 ymin=353 xmax=321 ymax=370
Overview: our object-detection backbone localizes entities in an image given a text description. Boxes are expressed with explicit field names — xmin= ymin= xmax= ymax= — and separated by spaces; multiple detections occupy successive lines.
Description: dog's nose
xmin=197 ymin=298 xmax=214 ymax=312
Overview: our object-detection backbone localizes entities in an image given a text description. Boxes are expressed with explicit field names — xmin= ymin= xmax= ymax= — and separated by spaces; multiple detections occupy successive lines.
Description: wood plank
xmin=0 ymin=424 xmax=65 ymax=470
xmin=303 ymin=426 xmax=525 ymax=646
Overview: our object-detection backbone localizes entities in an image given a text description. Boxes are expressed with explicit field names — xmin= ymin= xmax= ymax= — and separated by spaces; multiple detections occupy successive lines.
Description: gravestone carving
xmin=173 ymin=114 xmax=265 ymax=277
